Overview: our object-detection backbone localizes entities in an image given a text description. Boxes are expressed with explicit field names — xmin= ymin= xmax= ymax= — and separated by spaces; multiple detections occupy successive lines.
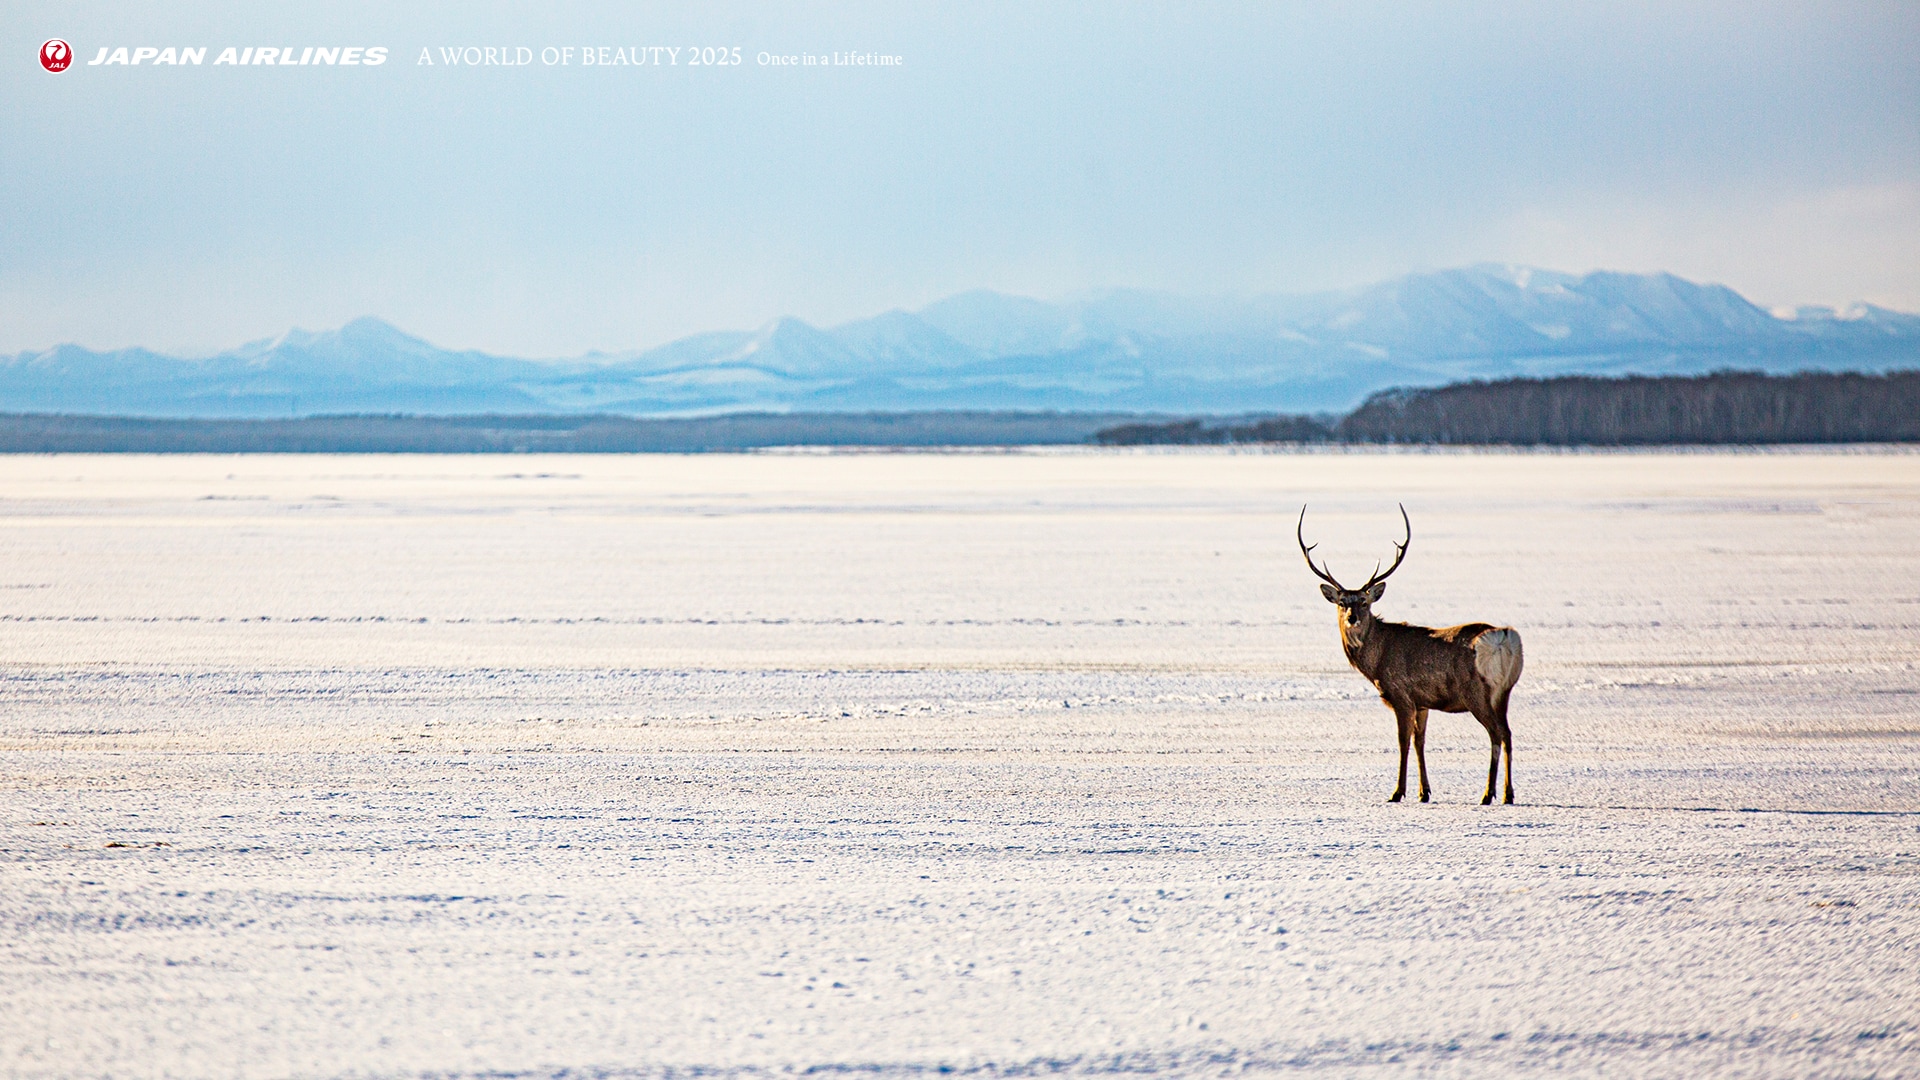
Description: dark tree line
xmin=1339 ymin=370 xmax=1920 ymax=444
xmin=2 ymin=371 xmax=1914 ymax=450
xmin=1095 ymin=370 xmax=1920 ymax=446
xmin=0 ymin=411 xmax=1125 ymax=453
xmin=1091 ymin=414 xmax=1334 ymax=446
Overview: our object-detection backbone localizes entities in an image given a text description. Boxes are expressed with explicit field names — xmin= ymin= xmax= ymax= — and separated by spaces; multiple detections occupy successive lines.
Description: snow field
xmin=1 ymin=449 xmax=1916 ymax=1077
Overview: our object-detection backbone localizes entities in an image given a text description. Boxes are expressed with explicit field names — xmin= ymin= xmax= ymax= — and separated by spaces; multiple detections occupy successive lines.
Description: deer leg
xmin=1483 ymin=737 xmax=1500 ymax=806
xmin=1389 ymin=703 xmax=1413 ymax=802
xmin=1502 ymin=731 xmax=1515 ymax=804
xmin=1469 ymin=704 xmax=1500 ymax=805
xmin=1412 ymin=708 xmax=1432 ymax=803
xmin=1497 ymin=693 xmax=1516 ymax=805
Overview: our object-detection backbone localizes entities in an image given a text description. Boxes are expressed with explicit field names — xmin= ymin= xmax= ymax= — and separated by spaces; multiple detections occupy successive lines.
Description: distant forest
xmin=1095 ymin=370 xmax=1920 ymax=446
xmin=0 ymin=371 xmax=1912 ymax=451
xmin=0 ymin=411 xmax=1125 ymax=453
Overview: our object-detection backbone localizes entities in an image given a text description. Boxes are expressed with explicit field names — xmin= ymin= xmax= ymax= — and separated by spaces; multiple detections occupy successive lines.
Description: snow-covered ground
xmin=2 ymin=449 xmax=1916 ymax=1078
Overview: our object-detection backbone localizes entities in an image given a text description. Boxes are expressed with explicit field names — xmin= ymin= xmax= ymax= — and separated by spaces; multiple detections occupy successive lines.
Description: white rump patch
xmin=1473 ymin=627 xmax=1524 ymax=695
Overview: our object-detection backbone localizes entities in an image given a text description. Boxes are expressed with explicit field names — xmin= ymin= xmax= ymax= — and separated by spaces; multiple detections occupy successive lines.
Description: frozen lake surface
xmin=2 ymin=449 xmax=1916 ymax=1078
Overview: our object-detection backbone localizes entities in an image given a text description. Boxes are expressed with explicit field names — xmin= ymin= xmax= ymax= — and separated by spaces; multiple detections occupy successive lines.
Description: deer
xmin=1297 ymin=505 xmax=1523 ymax=805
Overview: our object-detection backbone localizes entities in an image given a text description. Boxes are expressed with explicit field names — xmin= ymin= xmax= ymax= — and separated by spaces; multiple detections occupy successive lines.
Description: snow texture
xmin=1 ymin=449 xmax=1916 ymax=1078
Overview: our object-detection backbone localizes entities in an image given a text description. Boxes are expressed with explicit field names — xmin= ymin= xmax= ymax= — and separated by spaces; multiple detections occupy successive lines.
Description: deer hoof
xmin=1389 ymin=790 xmax=1404 ymax=803
xmin=1504 ymin=791 xmax=1515 ymax=805
xmin=1481 ymin=793 xmax=1494 ymax=805
xmin=1419 ymin=791 xmax=1430 ymax=803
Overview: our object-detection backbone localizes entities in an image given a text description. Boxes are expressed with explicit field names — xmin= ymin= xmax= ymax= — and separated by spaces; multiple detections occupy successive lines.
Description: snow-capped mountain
xmin=6 ymin=267 xmax=1915 ymax=417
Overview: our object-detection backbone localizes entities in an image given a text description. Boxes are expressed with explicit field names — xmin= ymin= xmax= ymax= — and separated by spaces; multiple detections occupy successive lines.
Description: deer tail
xmin=1473 ymin=627 xmax=1524 ymax=703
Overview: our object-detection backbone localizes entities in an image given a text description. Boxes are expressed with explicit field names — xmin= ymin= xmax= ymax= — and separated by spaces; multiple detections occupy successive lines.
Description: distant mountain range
xmin=6 ymin=266 xmax=1917 ymax=417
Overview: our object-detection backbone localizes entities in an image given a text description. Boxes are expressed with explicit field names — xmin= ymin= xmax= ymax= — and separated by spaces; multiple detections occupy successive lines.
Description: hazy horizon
xmin=12 ymin=264 xmax=1919 ymax=361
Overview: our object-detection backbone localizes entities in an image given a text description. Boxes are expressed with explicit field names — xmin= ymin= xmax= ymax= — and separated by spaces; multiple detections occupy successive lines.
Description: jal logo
xmin=41 ymin=39 xmax=72 ymax=72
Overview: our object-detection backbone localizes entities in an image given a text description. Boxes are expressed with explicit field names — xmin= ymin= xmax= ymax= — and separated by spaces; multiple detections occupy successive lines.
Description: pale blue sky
xmin=5 ymin=1 xmax=1917 ymax=355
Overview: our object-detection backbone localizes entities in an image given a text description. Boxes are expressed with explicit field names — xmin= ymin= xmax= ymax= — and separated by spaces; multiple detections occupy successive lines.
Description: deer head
xmin=1297 ymin=504 xmax=1410 ymax=626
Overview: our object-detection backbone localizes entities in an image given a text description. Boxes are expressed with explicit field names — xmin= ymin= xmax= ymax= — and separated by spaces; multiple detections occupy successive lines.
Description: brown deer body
xmin=1299 ymin=506 xmax=1522 ymax=804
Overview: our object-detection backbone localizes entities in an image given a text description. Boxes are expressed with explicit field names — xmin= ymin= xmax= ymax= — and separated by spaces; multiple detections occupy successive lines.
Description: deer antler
xmin=1297 ymin=506 xmax=1347 ymax=590
xmin=1358 ymin=503 xmax=1411 ymax=591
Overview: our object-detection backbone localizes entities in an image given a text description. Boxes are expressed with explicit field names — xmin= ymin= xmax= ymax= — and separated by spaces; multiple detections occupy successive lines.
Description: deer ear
xmin=1364 ymin=581 xmax=1386 ymax=603
xmin=1319 ymin=584 xmax=1339 ymax=603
